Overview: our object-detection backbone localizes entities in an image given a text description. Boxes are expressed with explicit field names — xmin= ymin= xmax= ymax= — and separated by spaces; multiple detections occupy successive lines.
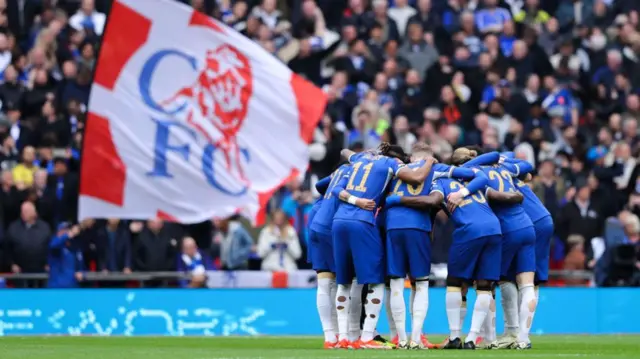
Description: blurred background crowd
xmin=1 ymin=0 xmax=640 ymax=288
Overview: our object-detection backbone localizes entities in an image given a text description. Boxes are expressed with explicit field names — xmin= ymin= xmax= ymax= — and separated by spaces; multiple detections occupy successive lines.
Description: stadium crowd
xmin=0 ymin=0 xmax=640 ymax=288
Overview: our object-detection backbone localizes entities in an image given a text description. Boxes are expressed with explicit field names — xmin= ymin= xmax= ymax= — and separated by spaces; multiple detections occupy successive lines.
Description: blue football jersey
xmin=311 ymin=164 xmax=351 ymax=235
xmin=386 ymin=161 xmax=432 ymax=232
xmin=308 ymin=197 xmax=323 ymax=228
xmin=431 ymin=177 xmax=502 ymax=241
xmin=504 ymin=167 xmax=552 ymax=223
xmin=480 ymin=165 xmax=533 ymax=233
xmin=334 ymin=153 xmax=404 ymax=225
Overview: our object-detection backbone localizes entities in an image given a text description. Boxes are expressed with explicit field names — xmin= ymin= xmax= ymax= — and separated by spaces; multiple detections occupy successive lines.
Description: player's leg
xmin=312 ymin=230 xmax=338 ymax=347
xmin=348 ymin=279 xmax=364 ymax=342
xmin=352 ymin=222 xmax=389 ymax=348
xmin=406 ymin=229 xmax=431 ymax=349
xmin=317 ymin=271 xmax=338 ymax=347
xmin=514 ymin=227 xmax=537 ymax=349
xmin=332 ymin=220 xmax=355 ymax=347
xmin=465 ymin=235 xmax=502 ymax=349
xmin=479 ymin=284 xmax=497 ymax=347
xmin=460 ymin=282 xmax=469 ymax=330
xmin=532 ymin=216 xmax=553 ymax=332
xmin=386 ymin=229 xmax=409 ymax=346
xmin=383 ymin=280 xmax=397 ymax=342
xmin=496 ymin=231 xmax=519 ymax=348
xmin=463 ymin=235 xmax=500 ymax=349
xmin=443 ymin=237 xmax=482 ymax=349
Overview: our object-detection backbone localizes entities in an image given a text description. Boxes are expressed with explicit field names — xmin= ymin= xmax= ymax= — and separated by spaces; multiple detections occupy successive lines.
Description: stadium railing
xmin=0 ymin=269 xmax=594 ymax=288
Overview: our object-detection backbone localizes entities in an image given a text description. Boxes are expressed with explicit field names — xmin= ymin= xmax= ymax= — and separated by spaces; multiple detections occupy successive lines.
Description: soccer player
xmin=309 ymin=163 xmax=373 ymax=349
xmin=460 ymin=149 xmax=538 ymax=349
xmin=384 ymin=158 xmax=515 ymax=350
xmin=309 ymin=164 xmax=353 ymax=348
xmin=330 ymin=144 xmax=434 ymax=349
xmin=384 ymin=143 xmax=488 ymax=349
xmin=500 ymin=154 xmax=552 ymax=349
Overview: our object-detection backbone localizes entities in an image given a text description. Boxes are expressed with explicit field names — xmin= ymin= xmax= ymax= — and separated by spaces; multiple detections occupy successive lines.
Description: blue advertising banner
xmin=0 ymin=288 xmax=639 ymax=335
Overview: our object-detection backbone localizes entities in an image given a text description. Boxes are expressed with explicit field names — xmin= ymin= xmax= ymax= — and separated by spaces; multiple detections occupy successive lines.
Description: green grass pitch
xmin=0 ymin=336 xmax=638 ymax=359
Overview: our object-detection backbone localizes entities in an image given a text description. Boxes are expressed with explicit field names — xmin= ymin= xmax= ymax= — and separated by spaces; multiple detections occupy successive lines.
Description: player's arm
xmin=315 ymin=175 xmax=332 ymax=196
xmin=503 ymin=158 xmax=535 ymax=178
xmin=485 ymin=187 xmax=524 ymax=204
xmin=386 ymin=191 xmax=445 ymax=209
xmin=332 ymin=177 xmax=376 ymax=210
xmin=449 ymin=167 xmax=489 ymax=195
xmin=341 ymin=149 xmax=356 ymax=162
xmin=461 ymin=151 xmax=500 ymax=168
xmin=396 ymin=157 xmax=435 ymax=185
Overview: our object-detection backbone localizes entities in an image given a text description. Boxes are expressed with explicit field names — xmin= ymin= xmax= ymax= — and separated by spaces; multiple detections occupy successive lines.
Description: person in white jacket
xmin=257 ymin=209 xmax=302 ymax=272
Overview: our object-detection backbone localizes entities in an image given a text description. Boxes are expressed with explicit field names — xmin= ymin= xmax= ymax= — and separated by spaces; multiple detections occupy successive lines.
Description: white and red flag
xmin=79 ymin=0 xmax=326 ymax=224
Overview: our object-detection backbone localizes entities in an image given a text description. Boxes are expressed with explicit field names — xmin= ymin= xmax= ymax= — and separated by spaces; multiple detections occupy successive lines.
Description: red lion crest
xmin=163 ymin=44 xmax=253 ymax=180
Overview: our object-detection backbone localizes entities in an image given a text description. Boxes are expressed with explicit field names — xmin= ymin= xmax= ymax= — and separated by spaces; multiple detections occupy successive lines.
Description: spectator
xmin=5 ymin=201 xmax=51 ymax=287
xmin=557 ymin=182 xmax=604 ymax=268
xmin=474 ymin=0 xmax=511 ymax=34
xmin=177 ymin=236 xmax=212 ymax=288
xmin=96 ymin=218 xmax=132 ymax=275
xmin=257 ymin=209 xmax=302 ymax=271
xmin=563 ymin=235 xmax=588 ymax=286
xmin=398 ymin=21 xmax=438 ymax=79
xmin=44 ymin=157 xmax=79 ymax=227
xmin=370 ymin=0 xmax=400 ymax=43
xmin=69 ymin=0 xmax=107 ymax=36
xmin=12 ymin=145 xmax=37 ymax=188
xmin=0 ymin=136 xmax=19 ymax=171
xmin=0 ymin=170 xmax=24 ymax=231
xmin=388 ymin=0 xmax=417 ymax=36
xmin=131 ymin=219 xmax=179 ymax=272
xmin=48 ymin=222 xmax=84 ymax=288
xmin=392 ymin=115 xmax=417 ymax=154
xmin=597 ymin=213 xmax=640 ymax=286
xmin=533 ymin=160 xmax=565 ymax=219
xmin=213 ymin=216 xmax=253 ymax=270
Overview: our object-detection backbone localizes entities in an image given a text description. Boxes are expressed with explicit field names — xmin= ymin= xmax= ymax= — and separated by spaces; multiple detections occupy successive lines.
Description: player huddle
xmin=307 ymin=142 xmax=554 ymax=350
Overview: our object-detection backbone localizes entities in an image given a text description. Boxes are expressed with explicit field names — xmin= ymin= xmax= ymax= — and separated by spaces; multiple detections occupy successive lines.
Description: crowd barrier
xmin=0 ymin=288 xmax=638 ymax=335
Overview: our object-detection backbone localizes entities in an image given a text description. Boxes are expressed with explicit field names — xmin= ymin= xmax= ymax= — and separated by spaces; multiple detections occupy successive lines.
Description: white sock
xmin=445 ymin=287 xmax=462 ymax=340
xmin=518 ymin=283 xmax=537 ymax=343
xmin=336 ymin=283 xmax=352 ymax=341
xmin=482 ymin=296 xmax=497 ymax=342
xmin=466 ymin=291 xmax=491 ymax=343
xmin=330 ymin=279 xmax=338 ymax=336
xmin=530 ymin=286 xmax=539 ymax=330
xmin=460 ymin=296 xmax=468 ymax=330
xmin=499 ymin=282 xmax=519 ymax=336
xmin=409 ymin=284 xmax=416 ymax=317
xmin=348 ymin=281 xmax=363 ymax=341
xmin=411 ymin=279 xmax=429 ymax=343
xmin=318 ymin=278 xmax=337 ymax=342
xmin=389 ymin=279 xmax=407 ymax=342
xmin=384 ymin=286 xmax=397 ymax=339
xmin=362 ymin=283 xmax=384 ymax=342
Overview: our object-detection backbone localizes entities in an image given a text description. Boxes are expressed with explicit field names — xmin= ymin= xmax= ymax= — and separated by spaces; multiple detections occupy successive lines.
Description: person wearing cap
xmin=47 ymin=221 xmax=85 ymax=288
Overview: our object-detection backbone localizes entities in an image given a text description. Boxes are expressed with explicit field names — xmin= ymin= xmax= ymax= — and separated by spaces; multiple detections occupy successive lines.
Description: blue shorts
xmin=332 ymin=219 xmax=385 ymax=285
xmin=534 ymin=216 xmax=554 ymax=282
xmin=502 ymin=226 xmax=536 ymax=279
xmin=309 ymin=230 xmax=335 ymax=272
xmin=448 ymin=235 xmax=501 ymax=281
xmin=386 ymin=229 xmax=431 ymax=279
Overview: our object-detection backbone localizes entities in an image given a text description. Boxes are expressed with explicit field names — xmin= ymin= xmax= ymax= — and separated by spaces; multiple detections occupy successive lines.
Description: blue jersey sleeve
xmin=462 ymin=151 xmax=500 ymax=168
xmin=465 ymin=169 xmax=489 ymax=194
xmin=387 ymin=157 xmax=405 ymax=176
xmin=315 ymin=175 xmax=332 ymax=195
xmin=430 ymin=179 xmax=444 ymax=196
xmin=331 ymin=173 xmax=350 ymax=198
xmin=450 ymin=166 xmax=474 ymax=180
xmin=504 ymin=159 xmax=534 ymax=176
